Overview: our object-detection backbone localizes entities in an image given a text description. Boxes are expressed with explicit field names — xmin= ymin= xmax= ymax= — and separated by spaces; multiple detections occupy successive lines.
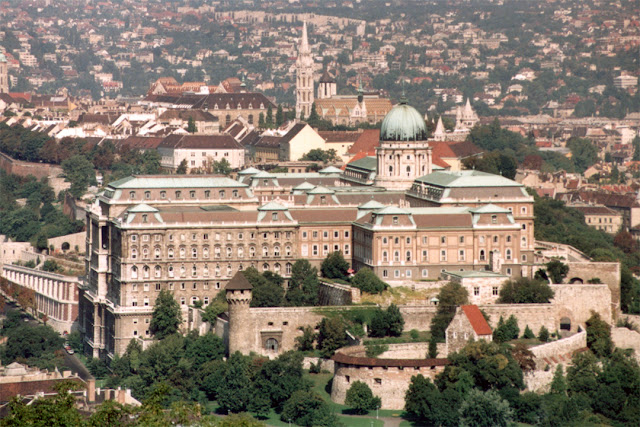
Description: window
xmin=192 ymin=265 xmax=197 ymax=276
xmin=474 ymin=287 xmax=480 ymax=296
xmin=521 ymin=207 xmax=527 ymax=214
xmin=175 ymin=191 xmax=182 ymax=199
xmin=383 ymin=237 xmax=388 ymax=245
xmin=160 ymin=191 xmax=166 ymax=199
xmin=129 ymin=191 xmax=136 ymax=199
xmin=382 ymin=251 xmax=388 ymax=262
xmin=345 ymin=231 xmax=350 ymax=238
xmin=522 ymin=254 xmax=527 ymax=262
xmin=323 ymin=245 xmax=329 ymax=255
xmin=203 ymin=264 xmax=209 ymax=276
xmin=131 ymin=266 xmax=138 ymax=279
xmin=479 ymin=250 xmax=486 ymax=261
xmin=374 ymin=378 xmax=382 ymax=385
xmin=491 ymin=215 xmax=497 ymax=224
xmin=459 ymin=236 xmax=464 ymax=244
xmin=274 ymin=246 xmax=281 ymax=257
xmin=265 ymin=338 xmax=278 ymax=351
xmin=302 ymin=231 xmax=308 ymax=239
xmin=492 ymin=286 xmax=499 ymax=296
xmin=204 ymin=296 xmax=209 ymax=305
xmin=521 ymin=237 xmax=527 ymax=248
xmin=506 ymin=249 xmax=512 ymax=260
xmin=192 ymin=247 xmax=198 ymax=258
xmin=312 ymin=245 xmax=318 ymax=256
xmin=422 ymin=250 xmax=428 ymax=261
xmin=263 ymin=246 xmax=269 ymax=257
xmin=263 ymin=263 xmax=269 ymax=272
xmin=154 ymin=247 xmax=161 ymax=259
xmin=382 ymin=269 xmax=388 ymax=278
xmin=441 ymin=236 xmax=446 ymax=244
xmin=155 ymin=283 xmax=161 ymax=291
xmin=142 ymin=247 xmax=149 ymax=259
xmin=406 ymin=270 xmax=412 ymax=278
xmin=422 ymin=269 xmax=428 ymax=278
xmin=392 ymin=216 xmax=399 ymax=225
xmin=458 ymin=249 xmax=465 ymax=261
xmin=204 ymin=190 xmax=210 ymax=199
xmin=250 ymin=246 xmax=256 ymax=258
xmin=313 ymin=231 xmax=318 ymax=239
xmin=493 ymin=236 xmax=498 ymax=244
xmin=203 ymin=247 xmax=209 ymax=258
xmin=131 ymin=235 xmax=138 ymax=242
xmin=238 ymin=246 xmax=244 ymax=258
xmin=145 ymin=191 xmax=150 ymax=200
xmin=154 ymin=266 xmax=161 ymax=278
xmin=142 ymin=214 xmax=148 ymax=223
xmin=344 ymin=244 xmax=350 ymax=255
xmin=406 ymin=250 xmax=412 ymax=262
xmin=506 ymin=235 xmax=512 ymax=243
xmin=285 ymin=245 xmax=291 ymax=256
xmin=219 ymin=190 xmax=225 ymax=199
xmin=215 ymin=246 xmax=221 ymax=258
xmin=394 ymin=251 xmax=400 ymax=262
xmin=394 ymin=270 xmax=400 ymax=278
xmin=323 ymin=231 xmax=329 ymax=239
xmin=180 ymin=297 xmax=186 ymax=305
xmin=272 ymin=212 xmax=278 ymax=221
xmin=131 ymin=248 xmax=138 ymax=259
xmin=286 ymin=263 xmax=292 ymax=275
xmin=440 ymin=250 xmax=447 ymax=262
xmin=233 ymin=190 xmax=239 ymax=198
xmin=143 ymin=266 xmax=150 ymax=278
xmin=190 ymin=190 xmax=196 ymax=199
xmin=144 ymin=297 xmax=149 ymax=306
xmin=132 ymin=300 xmax=137 ymax=307
xmin=168 ymin=265 xmax=174 ymax=277
xmin=506 ymin=268 xmax=512 ymax=275
xmin=238 ymin=233 xmax=243 ymax=240
xmin=406 ymin=237 xmax=411 ymax=244
xmin=479 ymin=235 xmax=485 ymax=244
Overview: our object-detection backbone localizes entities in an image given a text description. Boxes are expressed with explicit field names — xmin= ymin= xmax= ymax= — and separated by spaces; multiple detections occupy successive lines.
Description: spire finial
xmin=400 ymin=81 xmax=408 ymax=105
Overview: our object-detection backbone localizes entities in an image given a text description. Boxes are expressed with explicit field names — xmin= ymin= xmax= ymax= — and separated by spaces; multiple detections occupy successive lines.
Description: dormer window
xmin=160 ymin=191 xmax=166 ymax=199
xmin=491 ymin=215 xmax=497 ymax=224
xmin=214 ymin=104 xmax=219 ymax=110
xmin=129 ymin=191 xmax=136 ymax=199
xmin=142 ymin=214 xmax=148 ymax=223
xmin=272 ymin=212 xmax=278 ymax=221
xmin=175 ymin=191 xmax=182 ymax=199
xmin=248 ymin=103 xmax=253 ymax=109
xmin=225 ymin=103 xmax=230 ymax=109
xmin=392 ymin=216 xmax=399 ymax=225
xmin=145 ymin=191 xmax=150 ymax=199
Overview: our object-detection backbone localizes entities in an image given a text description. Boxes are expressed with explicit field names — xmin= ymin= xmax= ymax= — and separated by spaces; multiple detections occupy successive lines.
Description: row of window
xmin=301 ymin=230 xmax=350 ymax=240
xmin=130 ymin=244 xmax=294 ymax=260
xmin=131 ymin=231 xmax=294 ymax=243
xmin=381 ymin=234 xmax=522 ymax=246
xmin=301 ymin=244 xmax=350 ymax=257
xmin=380 ymin=248 xmax=521 ymax=263
xmin=130 ymin=262 xmax=295 ymax=280
xmin=380 ymin=266 xmax=517 ymax=279
xmin=129 ymin=189 xmax=241 ymax=200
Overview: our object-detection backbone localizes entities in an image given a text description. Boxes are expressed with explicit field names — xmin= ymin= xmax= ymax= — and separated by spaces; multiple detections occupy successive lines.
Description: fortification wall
xmin=0 ymin=152 xmax=63 ymax=180
xmin=331 ymin=344 xmax=448 ymax=410
xmin=551 ymin=284 xmax=612 ymax=327
xmin=399 ymin=305 xmax=437 ymax=331
xmin=480 ymin=304 xmax=556 ymax=335
xmin=530 ymin=329 xmax=587 ymax=369
xmin=566 ymin=262 xmax=620 ymax=311
xmin=612 ymin=327 xmax=640 ymax=362
xmin=318 ymin=281 xmax=359 ymax=306
xmin=48 ymin=232 xmax=86 ymax=254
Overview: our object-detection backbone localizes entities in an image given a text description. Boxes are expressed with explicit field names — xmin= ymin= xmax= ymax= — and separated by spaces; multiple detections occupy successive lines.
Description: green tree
xmin=217 ymin=352 xmax=253 ymax=414
xmin=301 ymin=148 xmax=339 ymax=163
xmin=538 ymin=326 xmax=550 ymax=342
xmin=252 ymin=351 xmax=310 ymax=411
xmin=521 ymin=325 xmax=535 ymax=339
xmin=567 ymin=350 xmax=600 ymax=407
xmin=275 ymin=105 xmax=284 ymax=126
xmin=545 ymin=259 xmax=569 ymax=284
xmin=285 ymin=259 xmax=319 ymax=306
xmin=404 ymin=375 xmax=454 ymax=426
xmin=585 ymin=311 xmax=613 ymax=358
xmin=567 ymin=137 xmax=598 ymax=173
xmin=149 ymin=290 xmax=182 ymax=340
xmin=295 ymin=326 xmax=316 ymax=352
xmin=351 ymin=267 xmax=387 ymax=294
xmin=430 ymin=282 xmax=469 ymax=341
xmin=632 ymin=135 xmax=640 ymax=161
xmin=213 ymin=158 xmax=232 ymax=175
xmin=428 ymin=335 xmax=438 ymax=358
xmin=61 ymin=154 xmax=95 ymax=198
xmin=280 ymin=390 xmax=337 ymax=427
xmin=320 ymin=251 xmax=350 ymax=280
xmin=497 ymin=278 xmax=554 ymax=303
xmin=187 ymin=117 xmax=197 ymax=133
xmin=550 ymin=365 xmax=567 ymax=395
xmin=258 ymin=112 xmax=265 ymax=128
xmin=176 ymin=159 xmax=188 ymax=174
xmin=265 ymin=105 xmax=274 ymax=128
xmin=458 ymin=389 xmax=515 ymax=427
xmin=345 ymin=381 xmax=381 ymax=414
xmin=316 ymin=317 xmax=347 ymax=358
xmin=243 ymin=267 xmax=285 ymax=307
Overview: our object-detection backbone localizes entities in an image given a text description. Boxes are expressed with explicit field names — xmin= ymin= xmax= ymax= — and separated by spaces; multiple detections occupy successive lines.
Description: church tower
xmin=295 ymin=21 xmax=314 ymax=119
xmin=0 ymin=53 xmax=9 ymax=93
xmin=317 ymin=70 xmax=336 ymax=100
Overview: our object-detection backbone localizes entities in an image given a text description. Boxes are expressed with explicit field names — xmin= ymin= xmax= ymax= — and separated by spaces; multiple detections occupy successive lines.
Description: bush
xmin=345 ymin=381 xmax=381 ymax=414
xmin=320 ymin=251 xmax=350 ymax=280
xmin=364 ymin=343 xmax=388 ymax=358
xmin=538 ymin=326 xmax=550 ymax=342
xmin=368 ymin=304 xmax=404 ymax=338
xmin=497 ymin=278 xmax=555 ymax=304
xmin=522 ymin=325 xmax=535 ymax=339
xmin=351 ymin=267 xmax=387 ymax=294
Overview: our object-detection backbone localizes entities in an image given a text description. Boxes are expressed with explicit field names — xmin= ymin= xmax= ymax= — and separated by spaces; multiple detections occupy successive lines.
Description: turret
xmin=225 ymin=271 xmax=253 ymax=354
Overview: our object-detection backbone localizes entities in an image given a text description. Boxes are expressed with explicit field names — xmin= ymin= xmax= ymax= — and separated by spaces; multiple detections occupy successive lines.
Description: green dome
xmin=380 ymin=98 xmax=427 ymax=141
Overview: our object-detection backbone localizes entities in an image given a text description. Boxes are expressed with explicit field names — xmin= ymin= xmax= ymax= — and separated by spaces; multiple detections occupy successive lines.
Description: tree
xmin=320 ymin=251 xmax=350 ymax=281
xmin=351 ymin=267 xmax=387 ymax=294
xmin=585 ymin=311 xmax=613 ymax=358
xmin=428 ymin=335 xmax=438 ymax=358
xmin=275 ymin=105 xmax=284 ymax=126
xmin=243 ymin=267 xmax=285 ymax=307
xmin=301 ymin=148 xmax=339 ymax=163
xmin=550 ymin=365 xmax=567 ymax=395
xmin=212 ymin=158 xmax=232 ymax=175
xmin=387 ymin=304 xmax=404 ymax=337
xmin=521 ymin=325 xmax=535 ymax=339
xmin=316 ymin=317 xmax=347 ymax=358
xmin=545 ymin=259 xmax=569 ymax=284
xmin=150 ymin=290 xmax=182 ymax=339
xmin=614 ymin=230 xmax=637 ymax=254
xmin=632 ymin=135 xmax=640 ymax=162
xmin=217 ymin=352 xmax=253 ymax=414
xmin=295 ymin=326 xmax=316 ymax=351
xmin=458 ymin=389 xmax=515 ymax=427
xmin=404 ymin=375 xmax=450 ymax=426
xmin=176 ymin=159 xmax=188 ymax=174
xmin=430 ymin=282 xmax=469 ymax=341
xmin=280 ymin=390 xmax=337 ymax=427
xmin=497 ymin=278 xmax=554 ymax=304
xmin=345 ymin=381 xmax=381 ymax=414
xmin=567 ymin=137 xmax=598 ymax=173
xmin=61 ymin=154 xmax=95 ymax=198
xmin=265 ymin=105 xmax=273 ymax=128
xmin=187 ymin=117 xmax=197 ymax=133
xmin=285 ymin=260 xmax=319 ymax=306
xmin=538 ymin=326 xmax=550 ymax=342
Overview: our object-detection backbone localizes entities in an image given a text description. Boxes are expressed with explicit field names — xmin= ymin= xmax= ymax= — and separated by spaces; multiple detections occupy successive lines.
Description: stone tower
xmin=374 ymin=96 xmax=433 ymax=190
xmin=295 ymin=20 xmax=314 ymax=120
xmin=0 ymin=53 xmax=8 ymax=93
xmin=225 ymin=271 xmax=253 ymax=355
xmin=455 ymin=98 xmax=479 ymax=130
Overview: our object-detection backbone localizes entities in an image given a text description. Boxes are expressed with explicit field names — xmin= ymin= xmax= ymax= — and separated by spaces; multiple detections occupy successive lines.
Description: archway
xmin=265 ymin=338 xmax=279 ymax=352
xmin=568 ymin=277 xmax=584 ymax=284
xmin=560 ymin=317 xmax=571 ymax=331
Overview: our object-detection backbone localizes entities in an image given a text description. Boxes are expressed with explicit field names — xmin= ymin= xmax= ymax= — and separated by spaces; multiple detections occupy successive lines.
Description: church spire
xmin=301 ymin=20 xmax=310 ymax=54
xmin=295 ymin=20 xmax=314 ymax=119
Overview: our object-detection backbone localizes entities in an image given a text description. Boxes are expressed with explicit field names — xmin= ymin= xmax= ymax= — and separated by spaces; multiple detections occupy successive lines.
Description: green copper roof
xmin=252 ymin=170 xmax=276 ymax=178
xmin=345 ymin=156 xmax=377 ymax=172
xmin=238 ymin=167 xmax=262 ymax=175
xmin=108 ymin=176 xmax=247 ymax=189
xmin=318 ymin=166 xmax=343 ymax=174
xmin=375 ymin=206 xmax=410 ymax=215
xmin=358 ymin=200 xmax=386 ymax=210
xmin=469 ymin=204 xmax=512 ymax=214
xmin=307 ymin=186 xmax=335 ymax=195
xmin=415 ymin=171 xmax=522 ymax=188
xmin=380 ymin=100 xmax=427 ymax=141
xmin=293 ymin=181 xmax=316 ymax=190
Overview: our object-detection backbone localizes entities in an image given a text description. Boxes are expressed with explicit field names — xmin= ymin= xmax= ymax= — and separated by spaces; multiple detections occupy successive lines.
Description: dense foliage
xmin=344 ymin=381 xmax=381 ymax=414
xmin=368 ymin=304 xmax=404 ymax=338
xmin=350 ymin=267 xmax=387 ymax=294
xmin=149 ymin=290 xmax=182 ymax=339
xmin=497 ymin=278 xmax=554 ymax=304
xmin=321 ymin=251 xmax=350 ymax=281
xmin=429 ymin=282 xmax=469 ymax=341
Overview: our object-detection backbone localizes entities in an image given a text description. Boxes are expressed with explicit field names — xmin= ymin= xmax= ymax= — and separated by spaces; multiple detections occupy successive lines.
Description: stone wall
xmin=302 ymin=357 xmax=334 ymax=371
xmin=0 ymin=152 xmax=63 ymax=180
xmin=612 ymin=327 xmax=640 ymax=362
xmin=529 ymin=328 xmax=587 ymax=369
xmin=399 ymin=304 xmax=437 ymax=331
xmin=48 ymin=232 xmax=86 ymax=254
xmin=331 ymin=344 xmax=448 ymax=410
xmin=480 ymin=304 xmax=556 ymax=335
xmin=318 ymin=281 xmax=358 ymax=306
xmin=551 ymin=284 xmax=612 ymax=327
xmin=566 ymin=262 xmax=620 ymax=312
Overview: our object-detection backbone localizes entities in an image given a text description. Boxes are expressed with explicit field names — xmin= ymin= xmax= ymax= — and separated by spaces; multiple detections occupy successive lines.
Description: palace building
xmin=79 ymin=98 xmax=534 ymax=359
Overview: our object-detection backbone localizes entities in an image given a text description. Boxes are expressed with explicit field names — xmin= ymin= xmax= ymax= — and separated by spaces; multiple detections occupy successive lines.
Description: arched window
xmin=479 ymin=250 xmax=486 ymax=261
xmin=214 ymin=246 xmax=221 ymax=258
xmin=180 ymin=247 xmax=186 ymax=258
xmin=286 ymin=263 xmax=292 ymax=275
xmin=131 ymin=266 xmax=138 ymax=279
xmin=168 ymin=265 xmax=174 ymax=278
xmin=168 ymin=247 xmax=174 ymax=259
xmin=192 ymin=247 xmax=198 ymax=258
xmin=250 ymin=246 xmax=256 ymax=257
xmin=131 ymin=248 xmax=138 ymax=259
xmin=203 ymin=264 xmax=209 ymax=276
xmin=154 ymin=247 xmax=161 ymax=259
xmin=155 ymin=265 xmax=161 ymax=278
xmin=274 ymin=246 xmax=280 ymax=257
xmin=263 ymin=246 xmax=269 ymax=257
xmin=382 ymin=251 xmax=388 ymax=262
xmin=142 ymin=247 xmax=149 ymax=259
xmin=238 ymin=246 xmax=244 ymax=257
xmin=406 ymin=251 xmax=412 ymax=262
xmin=192 ymin=265 xmax=197 ymax=276
xmin=506 ymin=235 xmax=512 ymax=243
xmin=226 ymin=246 xmax=232 ymax=258
xmin=227 ymin=264 xmax=232 ymax=276
xmin=506 ymin=249 xmax=512 ymax=260
xmin=274 ymin=263 xmax=281 ymax=273
xmin=263 ymin=263 xmax=269 ymax=272
xmin=215 ymin=264 xmax=221 ymax=276
xmin=394 ymin=251 xmax=400 ymax=262
xmin=143 ymin=266 xmax=150 ymax=279
xmin=285 ymin=245 xmax=291 ymax=257
xmin=203 ymin=247 xmax=209 ymax=258
xmin=180 ymin=264 xmax=186 ymax=276
xmin=265 ymin=338 xmax=278 ymax=351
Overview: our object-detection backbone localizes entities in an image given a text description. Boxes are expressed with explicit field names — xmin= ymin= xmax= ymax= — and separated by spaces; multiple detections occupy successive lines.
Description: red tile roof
xmin=461 ymin=305 xmax=492 ymax=336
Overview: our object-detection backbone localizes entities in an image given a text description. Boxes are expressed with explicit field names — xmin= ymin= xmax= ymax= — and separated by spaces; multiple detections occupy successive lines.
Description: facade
xmin=445 ymin=305 xmax=493 ymax=355
xmin=295 ymin=21 xmax=314 ymax=119
xmin=442 ymin=270 xmax=509 ymax=305
xmin=2 ymin=264 xmax=80 ymax=334
xmin=157 ymin=134 xmax=245 ymax=172
xmin=572 ymin=205 xmax=623 ymax=234
xmin=0 ymin=53 xmax=8 ymax=93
